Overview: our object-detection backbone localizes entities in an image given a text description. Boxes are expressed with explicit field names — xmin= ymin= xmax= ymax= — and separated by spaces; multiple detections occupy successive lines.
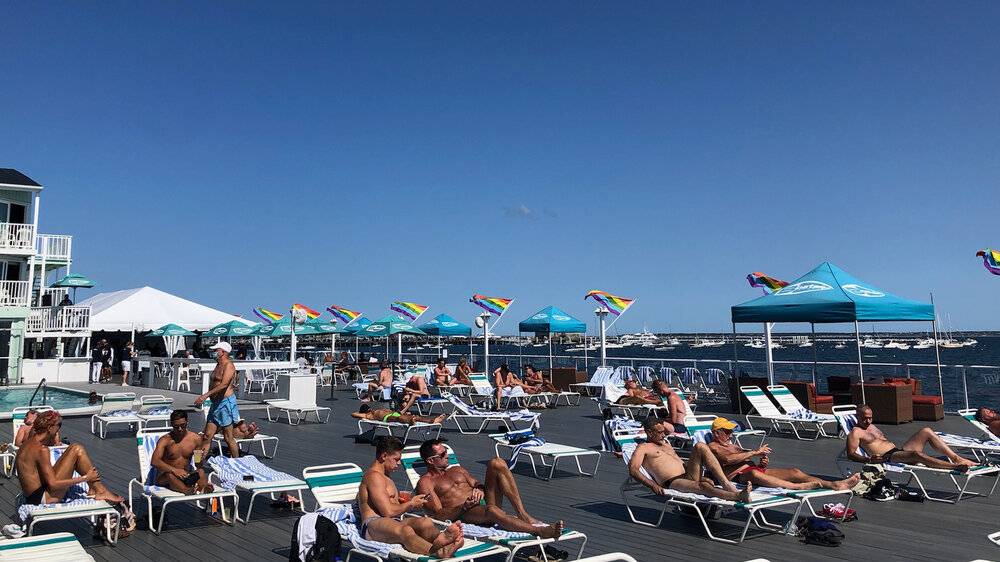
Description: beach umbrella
xmin=50 ymin=272 xmax=96 ymax=302
xmin=340 ymin=317 xmax=373 ymax=358
xmin=419 ymin=313 xmax=472 ymax=358
xmin=146 ymin=323 xmax=195 ymax=356
xmin=204 ymin=320 xmax=258 ymax=338
xmin=355 ymin=315 xmax=426 ymax=363
xmin=518 ymin=305 xmax=587 ymax=373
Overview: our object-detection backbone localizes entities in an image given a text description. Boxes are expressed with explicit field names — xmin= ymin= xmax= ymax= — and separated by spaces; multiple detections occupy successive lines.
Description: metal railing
xmin=0 ymin=280 xmax=30 ymax=307
xmin=36 ymin=233 xmax=72 ymax=260
xmin=0 ymin=222 xmax=35 ymax=253
xmin=26 ymin=305 xmax=91 ymax=332
xmin=28 ymin=378 xmax=47 ymax=406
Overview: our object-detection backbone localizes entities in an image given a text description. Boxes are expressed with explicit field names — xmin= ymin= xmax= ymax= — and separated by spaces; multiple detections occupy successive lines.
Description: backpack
xmin=864 ymin=478 xmax=898 ymax=502
xmin=797 ymin=516 xmax=845 ymax=547
xmin=290 ymin=514 xmax=343 ymax=562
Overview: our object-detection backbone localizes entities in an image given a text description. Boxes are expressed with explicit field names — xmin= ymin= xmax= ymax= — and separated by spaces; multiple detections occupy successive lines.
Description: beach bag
xmin=851 ymin=464 xmax=886 ymax=496
xmin=797 ymin=516 xmax=845 ymax=547
xmin=290 ymin=513 xmax=342 ymax=562
xmin=100 ymin=366 xmax=112 ymax=382
xmin=98 ymin=503 xmax=136 ymax=540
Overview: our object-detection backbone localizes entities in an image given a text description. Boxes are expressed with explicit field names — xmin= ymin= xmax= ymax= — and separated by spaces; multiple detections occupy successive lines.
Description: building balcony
xmin=0 ymin=280 xmax=31 ymax=307
xmin=36 ymin=233 xmax=72 ymax=262
xmin=0 ymin=223 xmax=36 ymax=255
xmin=26 ymin=305 xmax=91 ymax=332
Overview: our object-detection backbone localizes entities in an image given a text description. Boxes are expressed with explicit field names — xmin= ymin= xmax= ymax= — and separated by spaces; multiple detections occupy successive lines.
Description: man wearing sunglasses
xmin=15 ymin=410 xmax=123 ymax=505
xmin=150 ymin=410 xmax=214 ymax=495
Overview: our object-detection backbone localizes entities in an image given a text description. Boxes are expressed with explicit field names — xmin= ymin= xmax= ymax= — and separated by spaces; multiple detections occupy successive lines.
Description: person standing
xmin=89 ymin=340 xmax=103 ymax=384
xmin=120 ymin=341 xmax=136 ymax=387
xmin=98 ymin=340 xmax=114 ymax=383
xmin=194 ymin=342 xmax=241 ymax=458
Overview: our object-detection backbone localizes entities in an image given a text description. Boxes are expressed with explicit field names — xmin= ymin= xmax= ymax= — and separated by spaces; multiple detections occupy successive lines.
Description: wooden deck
xmin=3 ymin=386 xmax=1000 ymax=561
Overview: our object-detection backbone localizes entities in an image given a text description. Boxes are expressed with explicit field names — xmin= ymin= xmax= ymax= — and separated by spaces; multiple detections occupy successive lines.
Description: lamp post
xmin=479 ymin=312 xmax=491 ymax=375
xmin=595 ymin=307 xmax=609 ymax=367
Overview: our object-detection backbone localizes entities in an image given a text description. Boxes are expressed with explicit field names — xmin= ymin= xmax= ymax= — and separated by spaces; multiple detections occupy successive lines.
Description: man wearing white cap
xmin=194 ymin=341 xmax=241 ymax=458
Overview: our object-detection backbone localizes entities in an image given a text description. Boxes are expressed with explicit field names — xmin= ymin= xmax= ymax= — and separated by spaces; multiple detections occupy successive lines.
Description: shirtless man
xmin=357 ymin=436 xmax=464 ymax=558
xmin=15 ymin=411 xmax=123 ymax=505
xmin=415 ymin=439 xmax=563 ymax=538
xmin=453 ymin=358 xmax=473 ymax=386
xmin=399 ymin=372 xmax=430 ymax=412
xmin=708 ymin=417 xmax=858 ymax=490
xmin=352 ymin=404 xmax=446 ymax=426
xmin=151 ymin=410 xmax=214 ymax=494
xmin=628 ymin=417 xmax=751 ymax=502
xmin=523 ymin=365 xmax=558 ymax=394
xmin=652 ymin=381 xmax=688 ymax=433
xmin=366 ymin=361 xmax=394 ymax=401
xmin=433 ymin=359 xmax=452 ymax=387
xmin=615 ymin=380 xmax=662 ymax=406
xmin=14 ymin=409 xmax=38 ymax=447
xmin=846 ymin=405 xmax=977 ymax=469
xmin=194 ymin=341 xmax=240 ymax=458
xmin=975 ymin=407 xmax=1000 ymax=439
xmin=492 ymin=364 xmax=531 ymax=408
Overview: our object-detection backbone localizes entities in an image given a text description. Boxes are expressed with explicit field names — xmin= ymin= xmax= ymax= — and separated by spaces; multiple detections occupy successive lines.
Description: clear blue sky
xmin=3 ymin=3 xmax=999 ymax=333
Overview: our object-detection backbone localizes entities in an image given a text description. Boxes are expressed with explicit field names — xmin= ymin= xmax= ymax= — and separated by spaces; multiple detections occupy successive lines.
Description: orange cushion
xmin=815 ymin=394 xmax=834 ymax=404
xmin=912 ymin=395 xmax=943 ymax=405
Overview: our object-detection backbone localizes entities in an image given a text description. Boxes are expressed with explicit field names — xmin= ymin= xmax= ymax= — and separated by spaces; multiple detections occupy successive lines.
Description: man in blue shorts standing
xmin=195 ymin=341 xmax=241 ymax=458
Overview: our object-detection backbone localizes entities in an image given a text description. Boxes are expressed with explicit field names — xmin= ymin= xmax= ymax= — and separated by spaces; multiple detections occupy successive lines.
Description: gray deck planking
xmin=2 ymin=387 xmax=999 ymax=561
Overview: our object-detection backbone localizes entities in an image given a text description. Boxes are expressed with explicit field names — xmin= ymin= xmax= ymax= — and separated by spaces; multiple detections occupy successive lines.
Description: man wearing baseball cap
xmin=195 ymin=341 xmax=241 ymax=458
xmin=708 ymin=417 xmax=858 ymax=491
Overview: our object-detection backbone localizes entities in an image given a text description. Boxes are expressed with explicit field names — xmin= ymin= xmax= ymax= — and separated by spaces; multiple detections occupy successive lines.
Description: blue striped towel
xmin=681 ymin=368 xmax=698 ymax=385
xmin=444 ymin=393 xmax=540 ymax=426
xmin=787 ymin=408 xmax=824 ymax=421
xmin=317 ymin=504 xmax=392 ymax=558
xmin=104 ymin=409 xmax=137 ymax=418
xmin=507 ymin=437 xmax=546 ymax=469
xmin=15 ymin=485 xmax=95 ymax=524
xmin=207 ymin=455 xmax=298 ymax=489
xmin=703 ymin=369 xmax=724 ymax=385
xmin=146 ymin=407 xmax=172 ymax=416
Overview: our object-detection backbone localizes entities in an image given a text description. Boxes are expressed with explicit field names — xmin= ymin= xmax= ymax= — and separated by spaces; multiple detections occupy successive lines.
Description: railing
xmin=0 ymin=280 xmax=30 ymax=307
xmin=36 ymin=233 xmax=72 ymax=261
xmin=26 ymin=305 xmax=91 ymax=332
xmin=0 ymin=222 xmax=36 ymax=253
xmin=37 ymin=287 xmax=68 ymax=306
xmin=28 ymin=378 xmax=47 ymax=406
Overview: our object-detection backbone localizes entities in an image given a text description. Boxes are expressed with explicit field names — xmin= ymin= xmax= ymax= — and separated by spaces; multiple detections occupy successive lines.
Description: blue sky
xmin=3 ymin=3 xmax=999 ymax=333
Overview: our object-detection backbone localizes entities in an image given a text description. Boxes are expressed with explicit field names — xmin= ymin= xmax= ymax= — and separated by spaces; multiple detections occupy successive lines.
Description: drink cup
xmin=192 ymin=449 xmax=204 ymax=466
xmin=399 ymin=491 xmax=412 ymax=502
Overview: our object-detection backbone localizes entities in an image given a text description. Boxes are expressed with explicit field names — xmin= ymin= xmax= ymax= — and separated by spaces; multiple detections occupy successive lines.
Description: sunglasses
xmin=426 ymin=452 xmax=449 ymax=460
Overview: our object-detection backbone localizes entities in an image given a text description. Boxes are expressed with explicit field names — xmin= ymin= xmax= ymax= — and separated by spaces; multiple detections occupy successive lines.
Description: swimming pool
xmin=0 ymin=386 xmax=95 ymax=417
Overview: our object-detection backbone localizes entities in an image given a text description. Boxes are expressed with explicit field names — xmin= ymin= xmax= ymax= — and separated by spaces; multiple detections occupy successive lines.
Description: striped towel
xmin=316 ymin=504 xmax=392 ymax=558
xmin=787 ymin=408 xmax=825 ymax=421
xmin=703 ymin=369 xmax=724 ymax=385
xmin=507 ymin=437 xmax=546 ymax=469
xmin=937 ymin=432 xmax=1000 ymax=450
xmin=444 ymin=393 xmax=540 ymax=427
xmin=681 ymin=368 xmax=698 ymax=385
xmin=16 ymin=485 xmax=95 ymax=524
xmin=146 ymin=407 xmax=172 ymax=416
xmin=602 ymin=417 xmax=642 ymax=452
xmin=104 ymin=409 xmax=137 ymax=418
xmin=207 ymin=455 xmax=297 ymax=489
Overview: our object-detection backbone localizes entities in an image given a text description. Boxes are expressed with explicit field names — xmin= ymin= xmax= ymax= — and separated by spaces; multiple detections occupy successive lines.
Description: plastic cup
xmin=192 ymin=449 xmax=204 ymax=466
xmin=399 ymin=491 xmax=412 ymax=502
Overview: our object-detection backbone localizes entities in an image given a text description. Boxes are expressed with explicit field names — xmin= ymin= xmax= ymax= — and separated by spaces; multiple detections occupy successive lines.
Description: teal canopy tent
xmin=730 ymin=262 xmax=940 ymax=404
xmin=518 ymin=305 xmax=587 ymax=373
xmin=146 ymin=323 xmax=195 ymax=356
xmin=355 ymin=315 xmax=426 ymax=363
xmin=419 ymin=313 xmax=472 ymax=358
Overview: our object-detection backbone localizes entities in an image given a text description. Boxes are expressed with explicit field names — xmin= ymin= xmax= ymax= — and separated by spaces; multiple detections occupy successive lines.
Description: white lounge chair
xmin=136 ymin=395 xmax=174 ymax=431
xmin=265 ymin=399 xmax=332 ymax=425
xmin=569 ymin=366 xmax=616 ymax=397
xmin=4 ymin=406 xmax=55 ymax=477
xmin=16 ymin=446 xmax=120 ymax=544
xmin=90 ymin=393 xmax=141 ymax=438
xmin=0 ymin=532 xmax=95 ymax=561
xmin=615 ymin=435 xmax=801 ymax=544
xmin=399 ymin=445 xmax=588 ymax=560
xmin=128 ymin=429 xmax=239 ymax=534
xmin=301 ymin=463 xmax=508 ymax=562
xmin=442 ymin=392 xmax=539 ymax=435
xmin=245 ymin=369 xmax=277 ymax=396
xmin=204 ymin=455 xmax=308 ymax=523
xmin=741 ymin=386 xmax=836 ymax=440
xmin=356 ymin=414 xmax=443 ymax=444
xmin=489 ymin=431 xmax=601 ymax=480
xmin=833 ymin=407 xmax=1000 ymax=504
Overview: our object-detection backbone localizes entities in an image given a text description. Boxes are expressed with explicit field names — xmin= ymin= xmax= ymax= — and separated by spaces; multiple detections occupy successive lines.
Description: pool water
xmin=0 ymin=386 xmax=94 ymax=412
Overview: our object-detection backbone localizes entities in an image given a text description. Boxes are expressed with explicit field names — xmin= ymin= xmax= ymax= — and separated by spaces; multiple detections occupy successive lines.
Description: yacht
xmin=619 ymin=329 xmax=659 ymax=347
xmin=861 ymin=338 xmax=884 ymax=349
xmin=745 ymin=339 xmax=765 ymax=349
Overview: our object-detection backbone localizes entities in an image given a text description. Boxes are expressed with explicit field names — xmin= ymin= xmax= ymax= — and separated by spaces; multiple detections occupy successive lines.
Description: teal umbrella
xmin=355 ymin=315 xmax=426 ymax=363
xmin=50 ymin=272 xmax=96 ymax=303
xmin=255 ymin=317 xmax=338 ymax=337
xmin=147 ymin=323 xmax=196 ymax=337
xmin=204 ymin=320 xmax=258 ymax=338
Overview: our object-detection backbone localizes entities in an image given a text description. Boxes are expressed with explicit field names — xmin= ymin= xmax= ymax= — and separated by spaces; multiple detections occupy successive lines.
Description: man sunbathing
xmin=15 ymin=411 xmax=123 ymax=505
xmin=523 ymin=365 xmax=558 ymax=394
xmin=629 ymin=417 xmax=751 ymax=502
xmin=352 ymin=404 xmax=447 ymax=426
xmin=453 ymin=358 xmax=474 ymax=386
xmin=652 ymin=381 xmax=688 ymax=432
xmin=708 ymin=417 xmax=858 ymax=490
xmin=399 ymin=372 xmax=430 ymax=412
xmin=433 ymin=358 xmax=452 ymax=387
xmin=14 ymin=408 xmax=39 ymax=447
xmin=358 ymin=436 xmax=464 ymax=558
xmin=846 ymin=405 xmax=978 ymax=469
xmin=151 ymin=410 xmax=214 ymax=495
xmin=615 ymin=380 xmax=662 ymax=406
xmin=974 ymin=407 xmax=1000 ymax=439
xmin=415 ymin=438 xmax=564 ymax=539
xmin=365 ymin=361 xmax=394 ymax=401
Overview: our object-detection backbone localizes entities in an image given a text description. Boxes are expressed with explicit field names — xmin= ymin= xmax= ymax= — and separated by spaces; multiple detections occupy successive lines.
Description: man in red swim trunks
xmin=708 ymin=417 xmax=858 ymax=490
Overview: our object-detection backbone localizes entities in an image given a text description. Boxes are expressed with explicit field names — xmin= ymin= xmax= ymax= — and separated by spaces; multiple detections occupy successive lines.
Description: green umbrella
xmin=50 ymin=273 xmax=96 ymax=302
xmin=255 ymin=317 xmax=336 ymax=337
xmin=355 ymin=315 xmax=426 ymax=363
xmin=147 ymin=323 xmax=196 ymax=337
xmin=204 ymin=320 xmax=258 ymax=338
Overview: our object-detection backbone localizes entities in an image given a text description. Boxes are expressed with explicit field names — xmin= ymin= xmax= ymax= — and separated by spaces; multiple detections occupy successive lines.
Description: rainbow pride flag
xmin=327 ymin=304 xmax=362 ymax=324
xmin=470 ymin=294 xmax=513 ymax=316
xmin=292 ymin=303 xmax=321 ymax=319
xmin=390 ymin=301 xmax=428 ymax=321
xmin=978 ymin=249 xmax=1000 ymax=276
xmin=746 ymin=272 xmax=789 ymax=294
xmin=584 ymin=290 xmax=635 ymax=316
xmin=253 ymin=307 xmax=283 ymax=324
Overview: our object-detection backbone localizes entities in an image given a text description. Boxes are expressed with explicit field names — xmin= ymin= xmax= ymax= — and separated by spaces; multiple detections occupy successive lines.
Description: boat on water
xmin=619 ymin=329 xmax=659 ymax=347
xmin=883 ymin=340 xmax=911 ymax=350
xmin=861 ymin=337 xmax=884 ymax=349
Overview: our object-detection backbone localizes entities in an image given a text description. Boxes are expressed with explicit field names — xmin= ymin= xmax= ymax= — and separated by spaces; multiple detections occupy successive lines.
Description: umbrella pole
xmin=932 ymin=318 xmax=946 ymax=404
xmin=549 ymin=336 xmax=553 ymax=374
xmin=811 ymin=323 xmax=818 ymax=385
xmin=397 ymin=333 xmax=402 ymax=364
xmin=764 ymin=323 xmax=774 ymax=385
xmin=854 ymin=321 xmax=866 ymax=404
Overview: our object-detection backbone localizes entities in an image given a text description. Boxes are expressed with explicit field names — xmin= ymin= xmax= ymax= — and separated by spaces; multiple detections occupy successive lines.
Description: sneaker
xmin=820 ymin=502 xmax=857 ymax=521
xmin=2 ymin=524 xmax=25 ymax=539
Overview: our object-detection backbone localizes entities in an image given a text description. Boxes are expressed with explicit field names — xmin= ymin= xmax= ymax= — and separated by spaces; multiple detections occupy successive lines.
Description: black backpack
xmin=797 ymin=516 xmax=845 ymax=547
xmin=290 ymin=515 xmax=343 ymax=562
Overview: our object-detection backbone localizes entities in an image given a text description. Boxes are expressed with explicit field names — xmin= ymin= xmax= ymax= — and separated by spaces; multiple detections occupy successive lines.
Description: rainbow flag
xmin=977 ymin=249 xmax=1000 ymax=276
xmin=292 ymin=303 xmax=321 ymax=319
xmin=253 ymin=307 xmax=283 ymax=324
xmin=327 ymin=304 xmax=362 ymax=324
xmin=390 ymin=301 xmax=428 ymax=321
xmin=470 ymin=294 xmax=513 ymax=316
xmin=746 ymin=272 xmax=789 ymax=294
xmin=584 ymin=290 xmax=635 ymax=316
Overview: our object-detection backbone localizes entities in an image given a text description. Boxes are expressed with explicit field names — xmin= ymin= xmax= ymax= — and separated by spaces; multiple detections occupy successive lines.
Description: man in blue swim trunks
xmin=195 ymin=341 xmax=241 ymax=458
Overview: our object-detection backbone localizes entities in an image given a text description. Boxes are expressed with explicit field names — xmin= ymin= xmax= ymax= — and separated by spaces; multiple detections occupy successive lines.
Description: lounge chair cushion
xmin=913 ymin=395 xmax=943 ymax=405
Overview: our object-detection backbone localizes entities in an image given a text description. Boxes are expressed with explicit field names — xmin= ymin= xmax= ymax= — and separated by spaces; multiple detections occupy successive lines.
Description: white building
xmin=0 ymin=168 xmax=90 ymax=384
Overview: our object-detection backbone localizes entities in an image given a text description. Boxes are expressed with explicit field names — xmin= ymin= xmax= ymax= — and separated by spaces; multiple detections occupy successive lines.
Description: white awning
xmin=79 ymin=286 xmax=254 ymax=332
